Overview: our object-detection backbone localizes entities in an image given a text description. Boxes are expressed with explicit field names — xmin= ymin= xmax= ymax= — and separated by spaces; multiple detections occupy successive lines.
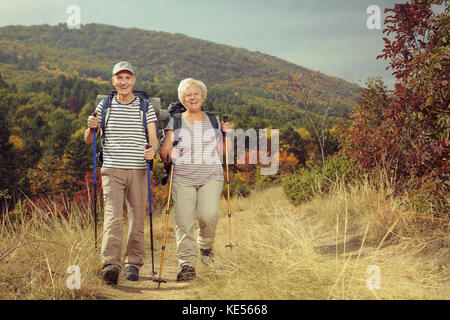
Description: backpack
xmin=97 ymin=90 xmax=157 ymax=165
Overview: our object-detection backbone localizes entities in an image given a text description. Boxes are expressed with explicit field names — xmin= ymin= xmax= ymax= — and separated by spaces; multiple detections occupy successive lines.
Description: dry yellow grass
xmin=0 ymin=201 xmax=104 ymax=299
xmin=0 ymin=177 xmax=448 ymax=300
xmin=190 ymin=179 xmax=449 ymax=300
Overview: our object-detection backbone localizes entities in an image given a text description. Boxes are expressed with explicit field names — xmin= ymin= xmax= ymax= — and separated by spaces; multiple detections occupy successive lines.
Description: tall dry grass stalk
xmin=0 ymin=198 xmax=104 ymax=299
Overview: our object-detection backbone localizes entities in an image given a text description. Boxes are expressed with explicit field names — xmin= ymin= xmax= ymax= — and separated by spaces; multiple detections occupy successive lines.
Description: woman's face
xmin=183 ymin=84 xmax=204 ymax=111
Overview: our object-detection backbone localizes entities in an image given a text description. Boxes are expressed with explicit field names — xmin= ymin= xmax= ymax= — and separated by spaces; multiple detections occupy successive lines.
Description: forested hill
xmin=0 ymin=23 xmax=364 ymax=205
xmin=0 ymin=23 xmax=361 ymax=113
xmin=1 ymin=23 xmax=308 ymax=83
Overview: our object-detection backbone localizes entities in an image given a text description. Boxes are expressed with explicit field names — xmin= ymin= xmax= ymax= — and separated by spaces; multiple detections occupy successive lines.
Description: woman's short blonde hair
xmin=178 ymin=78 xmax=207 ymax=103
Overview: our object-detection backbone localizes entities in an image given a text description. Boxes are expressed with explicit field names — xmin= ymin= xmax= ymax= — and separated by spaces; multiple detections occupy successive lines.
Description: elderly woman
xmin=160 ymin=78 xmax=232 ymax=281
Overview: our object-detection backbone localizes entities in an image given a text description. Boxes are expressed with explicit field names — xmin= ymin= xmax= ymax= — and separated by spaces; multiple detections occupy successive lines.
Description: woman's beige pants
xmin=171 ymin=179 xmax=223 ymax=268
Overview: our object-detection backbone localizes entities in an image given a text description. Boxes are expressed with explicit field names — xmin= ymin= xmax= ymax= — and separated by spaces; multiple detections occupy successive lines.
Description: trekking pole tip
xmin=153 ymin=278 xmax=167 ymax=288
xmin=225 ymin=243 xmax=234 ymax=250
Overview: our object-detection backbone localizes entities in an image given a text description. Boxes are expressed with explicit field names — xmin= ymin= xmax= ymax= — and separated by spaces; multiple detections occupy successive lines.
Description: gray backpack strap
xmin=172 ymin=113 xmax=183 ymax=146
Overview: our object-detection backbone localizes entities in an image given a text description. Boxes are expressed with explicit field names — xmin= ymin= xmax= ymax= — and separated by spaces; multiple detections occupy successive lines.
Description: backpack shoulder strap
xmin=132 ymin=91 xmax=154 ymax=145
xmin=205 ymin=111 xmax=219 ymax=129
xmin=138 ymin=94 xmax=150 ymax=143
xmin=100 ymin=93 xmax=114 ymax=144
xmin=172 ymin=113 xmax=183 ymax=131
xmin=205 ymin=111 xmax=221 ymax=140
xmin=171 ymin=113 xmax=183 ymax=145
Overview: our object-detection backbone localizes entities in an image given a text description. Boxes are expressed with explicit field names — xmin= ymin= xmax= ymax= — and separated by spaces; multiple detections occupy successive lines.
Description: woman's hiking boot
xmin=176 ymin=265 xmax=196 ymax=281
xmin=200 ymin=248 xmax=214 ymax=265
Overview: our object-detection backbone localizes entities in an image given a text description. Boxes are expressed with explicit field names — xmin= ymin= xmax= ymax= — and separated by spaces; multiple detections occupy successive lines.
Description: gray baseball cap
xmin=112 ymin=61 xmax=135 ymax=75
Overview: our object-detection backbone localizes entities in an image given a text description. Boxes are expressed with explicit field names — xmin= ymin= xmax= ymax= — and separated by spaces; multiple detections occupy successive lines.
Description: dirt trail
xmin=100 ymin=191 xmax=238 ymax=300
xmin=100 ymin=189 xmax=368 ymax=300
xmin=101 ymin=242 xmax=196 ymax=300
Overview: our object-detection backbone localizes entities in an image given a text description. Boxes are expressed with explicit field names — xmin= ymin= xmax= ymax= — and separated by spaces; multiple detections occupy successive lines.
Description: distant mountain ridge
xmin=0 ymin=23 xmax=362 ymax=113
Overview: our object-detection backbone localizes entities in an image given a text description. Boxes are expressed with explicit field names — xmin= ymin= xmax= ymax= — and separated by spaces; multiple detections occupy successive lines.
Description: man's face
xmin=112 ymin=70 xmax=135 ymax=96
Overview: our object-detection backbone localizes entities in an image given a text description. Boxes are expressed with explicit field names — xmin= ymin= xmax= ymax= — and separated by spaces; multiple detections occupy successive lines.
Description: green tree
xmin=280 ymin=125 xmax=308 ymax=164
xmin=0 ymin=101 xmax=15 ymax=196
xmin=45 ymin=107 xmax=76 ymax=158
xmin=0 ymin=74 xmax=8 ymax=89
xmin=65 ymin=128 xmax=93 ymax=183
xmin=14 ymin=92 xmax=54 ymax=176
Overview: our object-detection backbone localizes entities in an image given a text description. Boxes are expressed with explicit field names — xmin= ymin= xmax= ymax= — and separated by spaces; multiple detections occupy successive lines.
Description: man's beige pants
xmin=100 ymin=167 xmax=147 ymax=271
xmin=171 ymin=179 xmax=223 ymax=268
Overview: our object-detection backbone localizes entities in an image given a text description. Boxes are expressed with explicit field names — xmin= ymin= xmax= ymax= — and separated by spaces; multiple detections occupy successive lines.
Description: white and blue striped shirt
xmin=95 ymin=96 xmax=157 ymax=169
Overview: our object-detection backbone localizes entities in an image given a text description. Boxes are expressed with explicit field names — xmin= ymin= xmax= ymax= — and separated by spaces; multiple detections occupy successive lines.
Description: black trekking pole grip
xmin=90 ymin=112 xmax=98 ymax=134
xmin=223 ymin=116 xmax=229 ymax=137
xmin=145 ymin=144 xmax=154 ymax=171
xmin=222 ymin=116 xmax=228 ymax=137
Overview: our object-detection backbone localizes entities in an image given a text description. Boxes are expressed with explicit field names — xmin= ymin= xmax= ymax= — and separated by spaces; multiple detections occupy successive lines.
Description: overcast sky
xmin=0 ymin=0 xmax=402 ymax=88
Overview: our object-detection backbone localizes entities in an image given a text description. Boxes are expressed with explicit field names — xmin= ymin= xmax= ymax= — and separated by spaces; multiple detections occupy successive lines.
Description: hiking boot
xmin=124 ymin=266 xmax=139 ymax=281
xmin=200 ymin=248 xmax=214 ymax=265
xmin=102 ymin=265 xmax=120 ymax=285
xmin=176 ymin=265 xmax=196 ymax=282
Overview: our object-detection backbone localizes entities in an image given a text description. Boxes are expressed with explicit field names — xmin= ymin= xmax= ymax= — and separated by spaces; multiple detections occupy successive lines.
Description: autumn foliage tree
xmin=269 ymin=72 xmax=352 ymax=164
xmin=336 ymin=78 xmax=393 ymax=170
xmin=339 ymin=0 xmax=449 ymax=209
xmin=379 ymin=0 xmax=449 ymax=200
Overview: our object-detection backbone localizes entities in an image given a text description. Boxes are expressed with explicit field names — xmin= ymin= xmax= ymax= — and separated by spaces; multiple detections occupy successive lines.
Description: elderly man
xmin=85 ymin=61 xmax=159 ymax=285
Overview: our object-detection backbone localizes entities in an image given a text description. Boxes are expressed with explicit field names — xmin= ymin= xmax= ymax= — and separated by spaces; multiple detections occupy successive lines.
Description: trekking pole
xmin=145 ymin=144 xmax=157 ymax=278
xmin=153 ymin=160 xmax=174 ymax=288
xmin=223 ymin=116 xmax=233 ymax=250
xmin=90 ymin=112 xmax=98 ymax=250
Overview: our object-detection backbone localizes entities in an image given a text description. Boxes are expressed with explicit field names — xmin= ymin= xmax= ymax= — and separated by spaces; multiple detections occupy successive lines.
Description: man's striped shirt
xmin=95 ymin=96 xmax=157 ymax=170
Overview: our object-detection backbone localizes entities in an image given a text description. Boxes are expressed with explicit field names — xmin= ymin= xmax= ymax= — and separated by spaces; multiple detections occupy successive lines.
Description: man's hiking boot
xmin=124 ymin=266 xmax=139 ymax=281
xmin=177 ymin=265 xmax=196 ymax=282
xmin=102 ymin=265 xmax=120 ymax=285
xmin=200 ymin=248 xmax=214 ymax=265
